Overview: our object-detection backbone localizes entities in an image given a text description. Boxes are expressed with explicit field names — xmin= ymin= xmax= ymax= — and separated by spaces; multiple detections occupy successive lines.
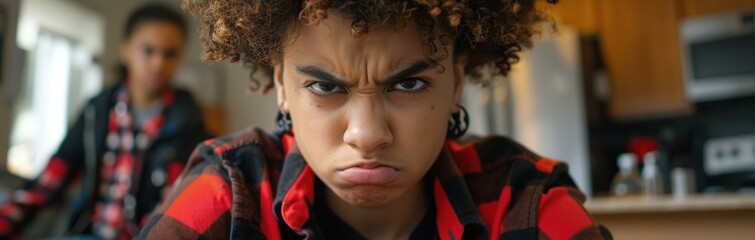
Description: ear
xmin=274 ymin=63 xmax=288 ymax=112
xmin=452 ymin=52 xmax=468 ymax=112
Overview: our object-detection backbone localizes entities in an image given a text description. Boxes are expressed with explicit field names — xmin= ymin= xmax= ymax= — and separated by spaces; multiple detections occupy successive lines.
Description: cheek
xmin=286 ymin=90 xmax=342 ymax=167
xmin=394 ymin=104 xmax=447 ymax=139
xmin=391 ymin=78 xmax=456 ymax=172
xmin=391 ymin=75 xmax=455 ymax=139
xmin=391 ymin=103 xmax=448 ymax=168
xmin=126 ymin=52 xmax=148 ymax=73
xmin=163 ymin=60 xmax=181 ymax=74
xmin=290 ymin=113 xmax=343 ymax=186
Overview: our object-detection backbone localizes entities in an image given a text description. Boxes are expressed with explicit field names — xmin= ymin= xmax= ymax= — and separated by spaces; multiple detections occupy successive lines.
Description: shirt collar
xmin=273 ymin=134 xmax=488 ymax=239
xmin=114 ymin=83 xmax=180 ymax=139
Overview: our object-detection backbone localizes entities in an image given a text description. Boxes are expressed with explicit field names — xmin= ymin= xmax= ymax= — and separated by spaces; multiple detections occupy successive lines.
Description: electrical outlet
xmin=704 ymin=134 xmax=755 ymax=176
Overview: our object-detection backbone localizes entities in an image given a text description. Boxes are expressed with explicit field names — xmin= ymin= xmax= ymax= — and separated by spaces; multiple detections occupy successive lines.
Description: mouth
xmin=337 ymin=162 xmax=399 ymax=185
xmin=148 ymin=74 xmax=163 ymax=83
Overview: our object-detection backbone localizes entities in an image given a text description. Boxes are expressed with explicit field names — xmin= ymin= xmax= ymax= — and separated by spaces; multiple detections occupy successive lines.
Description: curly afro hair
xmin=183 ymin=0 xmax=558 ymax=93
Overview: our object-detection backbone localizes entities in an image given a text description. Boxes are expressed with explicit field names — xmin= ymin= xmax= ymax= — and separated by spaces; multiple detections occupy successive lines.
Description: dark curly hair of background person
xmin=183 ymin=0 xmax=558 ymax=93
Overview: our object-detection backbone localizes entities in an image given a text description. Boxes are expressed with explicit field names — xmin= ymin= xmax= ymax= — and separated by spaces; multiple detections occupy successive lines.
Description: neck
xmin=325 ymin=181 xmax=429 ymax=240
xmin=128 ymin=86 xmax=161 ymax=108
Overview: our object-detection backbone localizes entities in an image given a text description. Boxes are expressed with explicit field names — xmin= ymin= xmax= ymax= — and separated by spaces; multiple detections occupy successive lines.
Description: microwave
xmin=680 ymin=9 xmax=755 ymax=102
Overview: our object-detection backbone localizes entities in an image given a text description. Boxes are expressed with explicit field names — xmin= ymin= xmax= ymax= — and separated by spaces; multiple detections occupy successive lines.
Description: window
xmin=7 ymin=0 xmax=103 ymax=179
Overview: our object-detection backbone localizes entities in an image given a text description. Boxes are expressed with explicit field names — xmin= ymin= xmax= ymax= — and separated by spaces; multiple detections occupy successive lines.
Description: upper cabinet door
xmin=681 ymin=0 xmax=755 ymax=18
xmin=598 ymin=0 xmax=693 ymax=120
xmin=548 ymin=0 xmax=694 ymax=120
xmin=549 ymin=0 xmax=755 ymax=120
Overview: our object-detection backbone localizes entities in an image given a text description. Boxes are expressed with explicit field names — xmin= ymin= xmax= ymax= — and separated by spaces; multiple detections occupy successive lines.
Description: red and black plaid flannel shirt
xmin=137 ymin=128 xmax=611 ymax=239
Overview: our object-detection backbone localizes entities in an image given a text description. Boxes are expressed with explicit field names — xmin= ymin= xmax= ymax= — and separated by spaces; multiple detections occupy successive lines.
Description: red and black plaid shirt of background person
xmin=0 ymin=85 xmax=185 ymax=240
xmin=0 ymin=81 xmax=210 ymax=239
xmin=90 ymin=86 xmax=175 ymax=239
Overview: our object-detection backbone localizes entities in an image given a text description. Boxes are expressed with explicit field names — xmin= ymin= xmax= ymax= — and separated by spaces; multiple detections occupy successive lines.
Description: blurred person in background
xmin=0 ymin=3 xmax=209 ymax=239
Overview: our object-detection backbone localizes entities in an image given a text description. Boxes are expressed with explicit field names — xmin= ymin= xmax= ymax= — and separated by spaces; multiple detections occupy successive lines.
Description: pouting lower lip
xmin=341 ymin=161 xmax=397 ymax=170
xmin=338 ymin=166 xmax=399 ymax=185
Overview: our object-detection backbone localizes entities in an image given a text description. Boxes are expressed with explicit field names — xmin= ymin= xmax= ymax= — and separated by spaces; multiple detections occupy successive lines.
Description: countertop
xmin=585 ymin=193 xmax=755 ymax=214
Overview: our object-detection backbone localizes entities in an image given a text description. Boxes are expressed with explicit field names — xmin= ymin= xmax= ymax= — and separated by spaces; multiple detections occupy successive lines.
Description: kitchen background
xmin=0 ymin=0 xmax=754 ymax=239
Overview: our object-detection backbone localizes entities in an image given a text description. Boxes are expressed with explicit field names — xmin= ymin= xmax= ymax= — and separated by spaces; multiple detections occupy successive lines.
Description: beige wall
xmin=222 ymin=64 xmax=277 ymax=133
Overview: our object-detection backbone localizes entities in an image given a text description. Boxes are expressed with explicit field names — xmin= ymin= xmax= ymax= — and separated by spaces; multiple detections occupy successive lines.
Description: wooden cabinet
xmin=598 ymin=0 xmax=693 ymax=119
xmin=547 ymin=0 xmax=599 ymax=35
xmin=680 ymin=0 xmax=755 ymax=18
xmin=549 ymin=0 xmax=693 ymax=120
xmin=548 ymin=0 xmax=755 ymax=120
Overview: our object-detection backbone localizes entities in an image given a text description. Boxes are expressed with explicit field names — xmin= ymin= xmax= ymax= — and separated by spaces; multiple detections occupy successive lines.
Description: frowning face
xmin=275 ymin=14 xmax=466 ymax=207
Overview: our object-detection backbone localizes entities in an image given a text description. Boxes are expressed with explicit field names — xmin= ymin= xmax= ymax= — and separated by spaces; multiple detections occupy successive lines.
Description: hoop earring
xmin=276 ymin=110 xmax=293 ymax=134
xmin=447 ymin=105 xmax=470 ymax=139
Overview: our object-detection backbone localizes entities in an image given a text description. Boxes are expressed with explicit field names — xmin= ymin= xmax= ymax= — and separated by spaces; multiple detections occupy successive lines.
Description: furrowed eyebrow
xmin=296 ymin=66 xmax=347 ymax=85
xmin=295 ymin=59 xmax=436 ymax=86
xmin=381 ymin=60 xmax=436 ymax=85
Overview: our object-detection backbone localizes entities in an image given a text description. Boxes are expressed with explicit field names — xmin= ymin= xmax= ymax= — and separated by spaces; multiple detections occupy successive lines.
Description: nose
xmin=343 ymin=100 xmax=393 ymax=152
xmin=149 ymin=52 xmax=167 ymax=71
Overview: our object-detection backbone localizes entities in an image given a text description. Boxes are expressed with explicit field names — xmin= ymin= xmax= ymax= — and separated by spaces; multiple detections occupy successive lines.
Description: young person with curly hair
xmin=138 ymin=1 xmax=611 ymax=239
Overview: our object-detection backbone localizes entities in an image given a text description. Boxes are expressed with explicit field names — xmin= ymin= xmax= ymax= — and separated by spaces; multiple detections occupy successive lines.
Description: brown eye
xmin=392 ymin=78 xmax=426 ymax=91
xmin=308 ymin=82 xmax=343 ymax=94
xmin=143 ymin=46 xmax=154 ymax=56
xmin=164 ymin=50 xmax=177 ymax=59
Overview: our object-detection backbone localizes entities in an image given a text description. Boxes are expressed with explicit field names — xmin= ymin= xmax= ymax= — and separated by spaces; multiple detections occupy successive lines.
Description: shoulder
xmin=161 ymin=88 xmax=207 ymax=136
xmin=171 ymin=88 xmax=200 ymax=106
xmin=449 ymin=135 xmax=580 ymax=201
xmin=84 ymin=83 xmax=120 ymax=109
xmin=454 ymin=136 xmax=608 ymax=239
xmin=139 ymin=128 xmax=284 ymax=238
xmin=168 ymin=87 xmax=203 ymax=118
xmin=196 ymin=128 xmax=283 ymax=161
xmin=183 ymin=128 xmax=284 ymax=184
xmin=450 ymin=135 xmax=567 ymax=182
xmin=454 ymin=135 xmax=541 ymax=165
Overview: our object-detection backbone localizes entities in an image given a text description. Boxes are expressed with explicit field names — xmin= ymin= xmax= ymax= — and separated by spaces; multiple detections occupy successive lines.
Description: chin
xmin=334 ymin=186 xmax=401 ymax=207
xmin=149 ymin=83 xmax=169 ymax=92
